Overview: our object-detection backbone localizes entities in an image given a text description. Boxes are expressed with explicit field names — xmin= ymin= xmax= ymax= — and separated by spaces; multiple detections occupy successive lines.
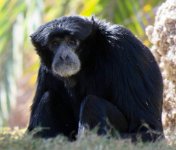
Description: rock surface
xmin=146 ymin=0 xmax=176 ymax=138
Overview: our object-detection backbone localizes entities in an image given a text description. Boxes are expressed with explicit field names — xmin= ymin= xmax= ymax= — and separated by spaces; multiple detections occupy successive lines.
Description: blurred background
xmin=0 ymin=0 xmax=164 ymax=128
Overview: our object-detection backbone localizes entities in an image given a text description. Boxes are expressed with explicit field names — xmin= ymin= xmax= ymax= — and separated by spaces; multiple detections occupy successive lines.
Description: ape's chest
xmin=62 ymin=74 xmax=115 ymax=106
xmin=67 ymin=82 xmax=114 ymax=105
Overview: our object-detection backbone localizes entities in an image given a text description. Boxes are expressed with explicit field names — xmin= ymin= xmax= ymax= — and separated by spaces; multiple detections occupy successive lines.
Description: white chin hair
xmin=52 ymin=65 xmax=80 ymax=77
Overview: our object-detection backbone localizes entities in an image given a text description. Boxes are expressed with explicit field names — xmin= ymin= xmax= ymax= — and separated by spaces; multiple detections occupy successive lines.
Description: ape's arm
xmin=27 ymin=65 xmax=58 ymax=137
xmin=27 ymin=65 xmax=77 ymax=139
xmin=28 ymin=65 xmax=48 ymax=120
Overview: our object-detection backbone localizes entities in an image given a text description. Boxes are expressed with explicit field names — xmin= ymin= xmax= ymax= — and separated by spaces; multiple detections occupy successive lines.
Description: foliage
xmin=0 ymin=0 xmax=43 ymax=126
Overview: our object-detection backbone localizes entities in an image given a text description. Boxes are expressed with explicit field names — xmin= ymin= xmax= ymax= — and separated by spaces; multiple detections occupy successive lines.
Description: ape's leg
xmin=28 ymin=91 xmax=77 ymax=139
xmin=28 ymin=91 xmax=59 ymax=138
xmin=78 ymin=95 xmax=128 ymax=137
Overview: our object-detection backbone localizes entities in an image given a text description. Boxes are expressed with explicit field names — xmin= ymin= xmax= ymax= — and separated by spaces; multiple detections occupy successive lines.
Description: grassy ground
xmin=0 ymin=128 xmax=175 ymax=150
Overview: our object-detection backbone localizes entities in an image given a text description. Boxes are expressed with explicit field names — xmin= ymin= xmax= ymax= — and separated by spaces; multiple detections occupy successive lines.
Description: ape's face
xmin=48 ymin=34 xmax=81 ymax=77
xmin=31 ymin=16 xmax=93 ymax=77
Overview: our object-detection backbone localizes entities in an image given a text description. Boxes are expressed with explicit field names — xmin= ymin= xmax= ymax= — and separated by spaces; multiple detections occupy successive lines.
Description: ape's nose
xmin=59 ymin=54 xmax=70 ymax=61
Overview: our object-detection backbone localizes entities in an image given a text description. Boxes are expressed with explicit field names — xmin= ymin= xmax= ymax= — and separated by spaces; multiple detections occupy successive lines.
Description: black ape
xmin=28 ymin=16 xmax=164 ymax=142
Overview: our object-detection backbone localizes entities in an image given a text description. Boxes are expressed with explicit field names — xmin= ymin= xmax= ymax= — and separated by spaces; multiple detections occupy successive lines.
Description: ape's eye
xmin=67 ymin=39 xmax=79 ymax=46
xmin=49 ymin=38 xmax=62 ymax=49
xmin=51 ymin=40 xmax=60 ymax=47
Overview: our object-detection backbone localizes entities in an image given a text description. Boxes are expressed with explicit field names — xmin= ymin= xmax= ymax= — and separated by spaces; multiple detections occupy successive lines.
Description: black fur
xmin=28 ymin=16 xmax=164 ymax=142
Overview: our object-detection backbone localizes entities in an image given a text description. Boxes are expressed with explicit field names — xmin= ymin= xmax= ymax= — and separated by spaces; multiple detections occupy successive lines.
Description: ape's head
xmin=31 ymin=16 xmax=100 ymax=77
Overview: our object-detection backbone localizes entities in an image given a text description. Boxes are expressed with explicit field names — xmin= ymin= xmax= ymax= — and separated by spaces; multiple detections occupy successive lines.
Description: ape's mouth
xmin=52 ymin=62 xmax=81 ymax=77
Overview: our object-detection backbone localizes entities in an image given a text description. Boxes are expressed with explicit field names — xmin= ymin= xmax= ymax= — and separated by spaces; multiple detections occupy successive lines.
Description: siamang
xmin=28 ymin=16 xmax=164 ymax=142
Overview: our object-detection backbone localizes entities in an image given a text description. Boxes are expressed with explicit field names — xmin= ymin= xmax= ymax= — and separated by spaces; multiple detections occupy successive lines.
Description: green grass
xmin=0 ymin=128 xmax=175 ymax=150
